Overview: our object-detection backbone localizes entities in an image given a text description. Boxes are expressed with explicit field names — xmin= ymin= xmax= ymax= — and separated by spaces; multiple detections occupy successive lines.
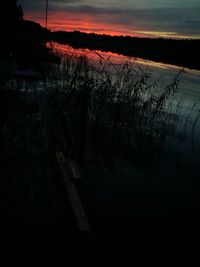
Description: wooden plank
xmin=55 ymin=151 xmax=90 ymax=232
xmin=67 ymin=159 xmax=82 ymax=179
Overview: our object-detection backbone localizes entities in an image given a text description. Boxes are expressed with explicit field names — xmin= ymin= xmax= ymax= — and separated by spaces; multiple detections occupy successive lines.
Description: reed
xmin=46 ymin=52 xmax=199 ymax=167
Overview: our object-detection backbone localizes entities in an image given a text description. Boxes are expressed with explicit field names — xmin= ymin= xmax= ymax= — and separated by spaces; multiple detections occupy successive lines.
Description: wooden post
xmin=55 ymin=151 xmax=91 ymax=232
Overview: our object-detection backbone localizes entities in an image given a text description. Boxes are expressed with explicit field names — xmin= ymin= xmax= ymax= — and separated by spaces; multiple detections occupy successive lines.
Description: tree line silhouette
xmin=1 ymin=1 xmax=23 ymax=59
xmin=1 ymin=0 xmax=58 ymax=68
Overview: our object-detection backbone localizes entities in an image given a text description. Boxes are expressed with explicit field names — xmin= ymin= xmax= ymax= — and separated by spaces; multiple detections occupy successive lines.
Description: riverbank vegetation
xmin=46 ymin=52 xmax=199 ymax=168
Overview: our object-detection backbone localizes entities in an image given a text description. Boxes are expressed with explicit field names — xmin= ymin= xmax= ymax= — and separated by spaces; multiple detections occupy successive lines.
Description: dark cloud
xmin=19 ymin=0 xmax=79 ymax=11
xmin=58 ymin=5 xmax=200 ymax=34
xmin=185 ymin=19 xmax=200 ymax=25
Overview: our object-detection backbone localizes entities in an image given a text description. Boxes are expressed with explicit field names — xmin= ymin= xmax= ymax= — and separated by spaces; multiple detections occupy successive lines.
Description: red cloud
xmin=25 ymin=10 xmax=144 ymax=37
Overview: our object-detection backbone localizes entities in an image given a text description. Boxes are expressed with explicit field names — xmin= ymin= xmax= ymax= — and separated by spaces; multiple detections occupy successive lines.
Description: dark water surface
xmin=52 ymin=42 xmax=200 ymax=265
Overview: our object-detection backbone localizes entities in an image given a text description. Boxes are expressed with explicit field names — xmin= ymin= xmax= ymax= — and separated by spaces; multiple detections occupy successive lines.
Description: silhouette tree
xmin=17 ymin=4 xmax=24 ymax=20
xmin=1 ymin=0 xmax=23 ymax=59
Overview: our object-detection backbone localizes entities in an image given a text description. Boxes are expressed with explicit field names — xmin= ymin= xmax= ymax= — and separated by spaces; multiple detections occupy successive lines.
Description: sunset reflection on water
xmin=49 ymin=42 xmax=200 ymax=77
xmin=48 ymin=42 xmax=200 ymax=118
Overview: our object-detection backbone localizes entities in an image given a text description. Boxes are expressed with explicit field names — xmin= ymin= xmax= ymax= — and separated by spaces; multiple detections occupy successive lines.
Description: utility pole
xmin=46 ymin=0 xmax=48 ymax=29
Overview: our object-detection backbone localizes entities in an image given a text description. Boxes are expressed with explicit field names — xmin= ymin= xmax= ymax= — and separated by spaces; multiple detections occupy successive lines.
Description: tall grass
xmin=46 ymin=52 xmax=198 ymax=167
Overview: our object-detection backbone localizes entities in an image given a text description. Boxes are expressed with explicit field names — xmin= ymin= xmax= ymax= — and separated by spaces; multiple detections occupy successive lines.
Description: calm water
xmin=51 ymin=42 xmax=200 ymax=105
xmin=50 ymin=42 xmax=200 ymax=217
xmin=49 ymin=44 xmax=200 ymax=263
xmin=51 ymin=41 xmax=200 ymax=141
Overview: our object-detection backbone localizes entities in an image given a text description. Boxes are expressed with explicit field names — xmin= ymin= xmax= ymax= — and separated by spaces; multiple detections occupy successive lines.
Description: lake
xmin=49 ymin=41 xmax=200 ymax=193
xmin=48 ymin=42 xmax=200 ymax=264
xmin=48 ymin=42 xmax=200 ymax=195
xmin=50 ymin=41 xmax=200 ymax=144
xmin=51 ymin=41 xmax=200 ymax=104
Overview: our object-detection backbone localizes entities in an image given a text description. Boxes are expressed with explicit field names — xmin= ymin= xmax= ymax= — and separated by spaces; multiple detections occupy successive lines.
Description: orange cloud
xmin=26 ymin=10 xmax=200 ymax=39
xmin=24 ymin=11 xmax=144 ymax=37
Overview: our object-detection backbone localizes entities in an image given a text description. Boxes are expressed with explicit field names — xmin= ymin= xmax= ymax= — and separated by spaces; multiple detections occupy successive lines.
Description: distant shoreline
xmin=51 ymin=30 xmax=200 ymax=70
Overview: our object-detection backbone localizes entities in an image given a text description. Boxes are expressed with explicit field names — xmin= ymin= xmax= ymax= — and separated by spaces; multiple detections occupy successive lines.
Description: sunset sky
xmin=19 ymin=0 xmax=200 ymax=39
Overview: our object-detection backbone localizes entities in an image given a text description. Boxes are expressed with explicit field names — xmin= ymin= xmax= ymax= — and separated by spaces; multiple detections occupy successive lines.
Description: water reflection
xmin=50 ymin=42 xmax=200 ymax=75
xmin=49 ymin=42 xmax=200 ymax=108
